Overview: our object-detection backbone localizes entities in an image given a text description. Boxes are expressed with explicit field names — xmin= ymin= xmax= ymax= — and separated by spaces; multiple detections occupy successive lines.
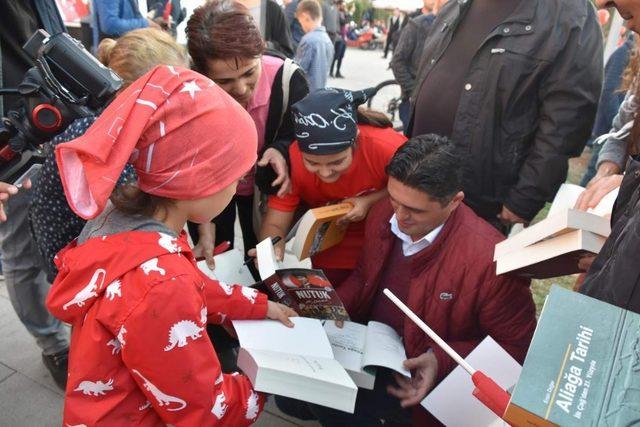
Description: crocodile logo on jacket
xmin=74 ymin=379 xmax=114 ymax=396
xmin=132 ymin=369 xmax=187 ymax=411
xmin=164 ymin=320 xmax=204 ymax=351
xmin=63 ymin=269 xmax=107 ymax=310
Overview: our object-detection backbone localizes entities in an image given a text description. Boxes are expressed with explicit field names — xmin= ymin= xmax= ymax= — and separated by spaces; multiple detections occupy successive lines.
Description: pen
xmin=195 ymin=240 xmax=231 ymax=262
xmin=243 ymin=236 xmax=282 ymax=265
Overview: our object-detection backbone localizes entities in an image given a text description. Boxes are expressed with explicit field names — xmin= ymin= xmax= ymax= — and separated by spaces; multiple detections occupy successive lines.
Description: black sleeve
xmin=270 ymin=68 xmax=310 ymax=156
xmin=266 ymin=0 xmax=295 ymax=59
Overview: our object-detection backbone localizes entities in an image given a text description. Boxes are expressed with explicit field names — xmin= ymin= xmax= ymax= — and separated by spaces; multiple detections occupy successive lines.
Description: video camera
xmin=0 ymin=30 xmax=122 ymax=184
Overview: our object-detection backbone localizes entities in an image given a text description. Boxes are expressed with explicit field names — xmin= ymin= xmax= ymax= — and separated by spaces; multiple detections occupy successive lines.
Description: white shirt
xmin=389 ymin=215 xmax=444 ymax=257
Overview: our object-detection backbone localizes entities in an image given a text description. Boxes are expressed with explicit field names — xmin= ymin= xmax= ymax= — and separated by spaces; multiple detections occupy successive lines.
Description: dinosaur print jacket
xmin=47 ymin=231 xmax=268 ymax=426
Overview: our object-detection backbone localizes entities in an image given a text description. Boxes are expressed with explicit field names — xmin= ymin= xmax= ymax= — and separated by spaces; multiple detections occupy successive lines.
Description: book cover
xmin=292 ymin=203 xmax=353 ymax=260
xmin=262 ymin=268 xmax=350 ymax=321
xmin=504 ymin=286 xmax=640 ymax=426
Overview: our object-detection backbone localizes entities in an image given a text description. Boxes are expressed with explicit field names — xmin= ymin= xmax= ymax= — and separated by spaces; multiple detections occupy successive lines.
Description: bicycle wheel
xmin=367 ymin=80 xmax=403 ymax=131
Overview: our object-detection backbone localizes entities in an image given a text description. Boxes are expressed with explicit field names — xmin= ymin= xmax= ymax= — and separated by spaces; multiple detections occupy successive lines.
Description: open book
xmin=287 ymin=203 xmax=353 ymax=260
xmin=233 ymin=318 xmax=358 ymax=413
xmin=494 ymin=183 xmax=615 ymax=278
xmin=323 ymin=320 xmax=410 ymax=390
xmin=197 ymin=249 xmax=255 ymax=287
xmin=256 ymin=238 xmax=350 ymax=320
xmin=422 ymin=336 xmax=521 ymax=427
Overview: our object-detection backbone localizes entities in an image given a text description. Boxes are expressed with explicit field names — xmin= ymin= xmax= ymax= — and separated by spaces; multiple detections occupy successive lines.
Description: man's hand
xmin=192 ymin=223 xmax=216 ymax=270
xmin=578 ymin=254 xmax=596 ymax=272
xmin=574 ymin=174 xmax=623 ymax=212
xmin=586 ymin=161 xmax=621 ymax=189
xmin=498 ymin=206 xmax=528 ymax=226
xmin=387 ymin=351 xmax=438 ymax=408
xmin=258 ymin=148 xmax=291 ymax=197
xmin=266 ymin=301 xmax=298 ymax=327
xmin=0 ymin=180 xmax=29 ymax=222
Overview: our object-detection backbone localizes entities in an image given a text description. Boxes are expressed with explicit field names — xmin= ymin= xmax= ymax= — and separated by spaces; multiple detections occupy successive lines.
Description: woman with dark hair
xmin=258 ymin=88 xmax=407 ymax=287
xmin=186 ymin=0 xmax=309 ymax=258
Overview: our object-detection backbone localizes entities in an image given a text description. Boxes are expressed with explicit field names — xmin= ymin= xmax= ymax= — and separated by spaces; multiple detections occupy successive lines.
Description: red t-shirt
xmin=268 ymin=124 xmax=407 ymax=269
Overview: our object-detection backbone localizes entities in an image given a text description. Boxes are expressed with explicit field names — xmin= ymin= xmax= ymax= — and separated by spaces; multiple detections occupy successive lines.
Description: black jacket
xmin=409 ymin=0 xmax=603 ymax=221
xmin=390 ymin=13 xmax=436 ymax=99
xmin=580 ymin=157 xmax=640 ymax=314
xmin=264 ymin=0 xmax=295 ymax=58
xmin=255 ymin=53 xmax=309 ymax=194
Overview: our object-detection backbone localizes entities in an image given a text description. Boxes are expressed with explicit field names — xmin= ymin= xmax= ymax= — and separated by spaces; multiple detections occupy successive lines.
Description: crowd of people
xmin=1 ymin=0 xmax=640 ymax=425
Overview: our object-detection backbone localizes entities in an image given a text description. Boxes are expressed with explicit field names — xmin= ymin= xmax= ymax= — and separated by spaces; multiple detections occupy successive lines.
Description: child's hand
xmin=337 ymin=196 xmax=373 ymax=226
xmin=266 ymin=301 xmax=298 ymax=328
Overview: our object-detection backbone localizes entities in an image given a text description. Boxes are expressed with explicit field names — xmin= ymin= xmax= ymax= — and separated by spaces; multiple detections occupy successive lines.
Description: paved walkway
xmin=0 ymin=47 xmax=394 ymax=426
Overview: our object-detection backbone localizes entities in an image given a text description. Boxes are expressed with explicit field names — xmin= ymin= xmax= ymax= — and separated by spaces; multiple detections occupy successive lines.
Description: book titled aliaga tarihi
xmin=504 ymin=286 xmax=640 ymax=426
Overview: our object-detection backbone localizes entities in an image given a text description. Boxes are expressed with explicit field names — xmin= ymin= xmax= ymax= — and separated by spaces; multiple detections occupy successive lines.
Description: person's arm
xmin=593 ymin=90 xmax=637 ymax=176
xmin=202 ymin=276 xmax=268 ymax=322
xmin=259 ymin=206 xmax=296 ymax=261
xmin=431 ymin=274 xmax=537 ymax=382
xmin=95 ymin=0 xmax=149 ymax=37
xmin=338 ymin=188 xmax=388 ymax=226
xmin=390 ymin=21 xmax=420 ymax=98
xmin=503 ymin=8 xmax=603 ymax=222
xmin=296 ymin=40 xmax=317 ymax=91
xmin=121 ymin=277 xmax=265 ymax=425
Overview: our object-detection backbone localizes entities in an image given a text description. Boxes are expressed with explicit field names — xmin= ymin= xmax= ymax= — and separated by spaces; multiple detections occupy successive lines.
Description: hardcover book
xmin=504 ymin=286 xmax=640 ymax=426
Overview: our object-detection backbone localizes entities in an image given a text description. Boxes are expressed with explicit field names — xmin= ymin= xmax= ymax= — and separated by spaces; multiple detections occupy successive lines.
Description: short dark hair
xmin=186 ymin=0 xmax=265 ymax=74
xmin=386 ymin=134 xmax=462 ymax=205
xmin=297 ymin=0 xmax=322 ymax=20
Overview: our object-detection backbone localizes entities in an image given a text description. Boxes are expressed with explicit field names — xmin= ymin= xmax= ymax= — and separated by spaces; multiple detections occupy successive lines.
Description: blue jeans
xmin=275 ymin=369 xmax=412 ymax=426
xmin=0 ymin=187 xmax=68 ymax=355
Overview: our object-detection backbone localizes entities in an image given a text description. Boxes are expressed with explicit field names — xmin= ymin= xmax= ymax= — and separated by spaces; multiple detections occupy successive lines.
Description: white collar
xmin=389 ymin=214 xmax=444 ymax=257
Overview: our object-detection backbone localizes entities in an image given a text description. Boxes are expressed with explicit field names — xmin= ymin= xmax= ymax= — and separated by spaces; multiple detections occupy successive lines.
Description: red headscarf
xmin=56 ymin=65 xmax=258 ymax=219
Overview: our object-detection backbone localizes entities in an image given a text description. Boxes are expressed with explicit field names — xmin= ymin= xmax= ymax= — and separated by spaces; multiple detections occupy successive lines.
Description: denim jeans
xmin=0 ymin=188 xmax=68 ymax=355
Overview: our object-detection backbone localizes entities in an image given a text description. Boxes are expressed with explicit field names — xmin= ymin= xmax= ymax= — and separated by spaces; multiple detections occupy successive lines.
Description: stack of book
xmin=494 ymin=184 xmax=617 ymax=279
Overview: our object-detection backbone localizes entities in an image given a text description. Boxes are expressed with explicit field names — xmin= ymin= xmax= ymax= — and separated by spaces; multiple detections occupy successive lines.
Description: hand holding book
xmin=387 ymin=351 xmax=438 ymax=408
xmin=266 ymin=301 xmax=298 ymax=328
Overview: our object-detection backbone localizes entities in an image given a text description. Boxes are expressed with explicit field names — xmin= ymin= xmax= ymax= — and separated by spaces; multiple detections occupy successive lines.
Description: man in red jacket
xmin=277 ymin=134 xmax=537 ymax=426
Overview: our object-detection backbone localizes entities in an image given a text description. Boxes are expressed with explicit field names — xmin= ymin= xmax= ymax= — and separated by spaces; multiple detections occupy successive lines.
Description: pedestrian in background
xmin=296 ymin=0 xmax=334 ymax=91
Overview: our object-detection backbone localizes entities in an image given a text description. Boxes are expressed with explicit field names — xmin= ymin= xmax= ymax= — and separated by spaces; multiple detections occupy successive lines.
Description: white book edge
xmin=238 ymin=348 xmax=358 ymax=413
xmin=494 ymin=208 xmax=610 ymax=261
xmin=495 ymin=229 xmax=606 ymax=275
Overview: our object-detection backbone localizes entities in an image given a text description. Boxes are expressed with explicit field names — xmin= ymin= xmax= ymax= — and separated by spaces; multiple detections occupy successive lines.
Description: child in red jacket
xmin=46 ymin=66 xmax=295 ymax=426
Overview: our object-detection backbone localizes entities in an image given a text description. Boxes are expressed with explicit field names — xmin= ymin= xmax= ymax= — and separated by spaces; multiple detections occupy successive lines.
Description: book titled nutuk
xmin=504 ymin=286 xmax=640 ymax=426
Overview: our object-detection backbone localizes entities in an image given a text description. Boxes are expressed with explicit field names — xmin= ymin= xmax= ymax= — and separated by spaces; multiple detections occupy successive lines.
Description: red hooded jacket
xmin=337 ymin=199 xmax=537 ymax=425
xmin=47 ymin=231 xmax=268 ymax=426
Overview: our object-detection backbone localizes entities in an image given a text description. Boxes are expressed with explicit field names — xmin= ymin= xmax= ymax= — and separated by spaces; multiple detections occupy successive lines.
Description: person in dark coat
xmin=383 ymin=8 xmax=402 ymax=58
xmin=408 ymin=0 xmax=603 ymax=232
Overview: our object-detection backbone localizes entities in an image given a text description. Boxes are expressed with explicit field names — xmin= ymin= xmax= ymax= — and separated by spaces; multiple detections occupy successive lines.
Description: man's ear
xmin=449 ymin=191 xmax=465 ymax=211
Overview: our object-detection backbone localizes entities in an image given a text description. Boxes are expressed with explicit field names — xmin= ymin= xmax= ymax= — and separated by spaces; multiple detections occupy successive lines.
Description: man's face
xmin=387 ymin=177 xmax=463 ymax=241
xmin=596 ymin=0 xmax=640 ymax=33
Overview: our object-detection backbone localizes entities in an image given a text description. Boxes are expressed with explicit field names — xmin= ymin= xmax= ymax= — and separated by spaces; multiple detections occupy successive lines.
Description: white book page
xmin=362 ymin=321 xmax=410 ymax=377
xmin=323 ymin=321 xmax=368 ymax=373
xmin=256 ymin=238 xmax=281 ymax=280
xmin=548 ymin=183 xmax=584 ymax=217
xmin=421 ymin=336 xmax=521 ymax=427
xmin=247 ymin=348 xmax=354 ymax=387
xmin=588 ymin=187 xmax=619 ymax=217
xmin=199 ymin=249 xmax=255 ymax=287
xmin=233 ymin=317 xmax=334 ymax=359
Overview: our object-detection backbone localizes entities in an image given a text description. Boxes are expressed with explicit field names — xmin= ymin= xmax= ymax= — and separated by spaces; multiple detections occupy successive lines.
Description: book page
xmin=362 ymin=321 xmax=411 ymax=377
xmin=256 ymin=238 xmax=281 ymax=280
xmin=548 ymin=183 xmax=585 ymax=217
xmin=323 ymin=320 xmax=367 ymax=373
xmin=233 ymin=317 xmax=334 ymax=359
xmin=422 ymin=336 xmax=521 ymax=427
xmin=588 ymin=187 xmax=619 ymax=217
xmin=197 ymin=249 xmax=255 ymax=287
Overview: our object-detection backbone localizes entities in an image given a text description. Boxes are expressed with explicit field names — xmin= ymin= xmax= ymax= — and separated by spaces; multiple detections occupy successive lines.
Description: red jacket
xmin=338 ymin=200 xmax=537 ymax=425
xmin=47 ymin=231 xmax=268 ymax=426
